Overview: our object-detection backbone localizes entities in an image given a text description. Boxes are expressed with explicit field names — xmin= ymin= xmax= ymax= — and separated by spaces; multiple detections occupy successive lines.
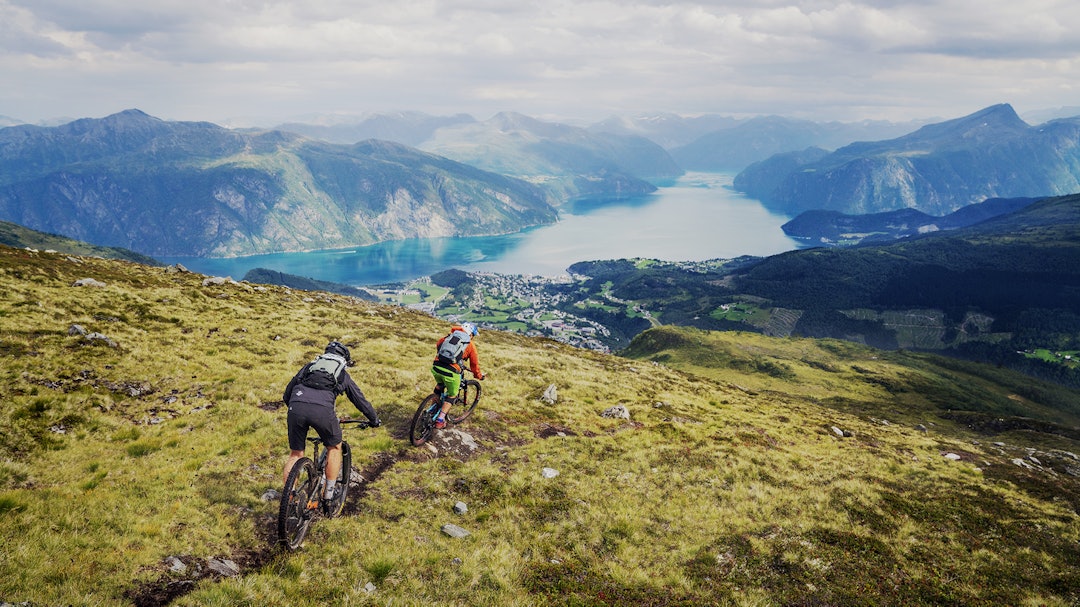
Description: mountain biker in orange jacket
xmin=431 ymin=322 xmax=485 ymax=428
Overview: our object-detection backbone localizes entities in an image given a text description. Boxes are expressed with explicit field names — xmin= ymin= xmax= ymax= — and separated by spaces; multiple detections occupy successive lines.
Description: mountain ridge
xmin=0 ymin=109 xmax=557 ymax=257
xmin=733 ymin=104 xmax=1080 ymax=215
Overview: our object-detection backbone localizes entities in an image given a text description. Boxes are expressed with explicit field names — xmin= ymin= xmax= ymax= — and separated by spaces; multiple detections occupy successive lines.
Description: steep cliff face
xmin=0 ymin=110 xmax=556 ymax=257
xmin=734 ymin=105 xmax=1080 ymax=215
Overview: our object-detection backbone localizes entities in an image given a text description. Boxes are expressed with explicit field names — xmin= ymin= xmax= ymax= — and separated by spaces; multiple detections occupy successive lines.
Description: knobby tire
xmin=447 ymin=379 xmax=481 ymax=424
xmin=324 ymin=441 xmax=352 ymax=518
xmin=409 ymin=394 xmax=440 ymax=446
xmin=277 ymin=457 xmax=317 ymax=551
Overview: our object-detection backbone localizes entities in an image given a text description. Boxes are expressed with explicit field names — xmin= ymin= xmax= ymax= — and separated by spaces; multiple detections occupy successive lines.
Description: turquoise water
xmin=160 ymin=172 xmax=802 ymax=285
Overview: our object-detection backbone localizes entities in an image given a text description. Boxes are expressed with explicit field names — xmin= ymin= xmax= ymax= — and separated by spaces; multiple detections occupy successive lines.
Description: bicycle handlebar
xmin=339 ymin=418 xmax=374 ymax=429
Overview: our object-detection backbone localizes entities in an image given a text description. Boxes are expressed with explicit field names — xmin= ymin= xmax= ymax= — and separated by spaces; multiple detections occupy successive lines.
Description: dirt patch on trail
xmin=127 ymin=448 xmax=406 ymax=606
xmin=125 ymin=419 xmax=512 ymax=605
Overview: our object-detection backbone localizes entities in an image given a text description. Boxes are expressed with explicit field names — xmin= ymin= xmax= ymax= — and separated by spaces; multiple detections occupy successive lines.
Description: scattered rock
xmin=541 ymin=467 xmax=559 ymax=479
xmin=540 ymin=384 xmax=558 ymax=405
xmin=942 ymin=453 xmax=962 ymax=461
xmin=207 ymin=558 xmax=239 ymax=577
xmin=601 ymin=405 xmax=630 ymax=420
xmin=363 ymin=582 xmax=377 ymax=593
xmin=165 ymin=556 xmax=187 ymax=573
xmin=441 ymin=524 xmax=471 ymax=539
xmin=261 ymin=489 xmax=280 ymax=502
xmin=453 ymin=501 xmax=468 ymax=515
xmin=915 ymin=424 xmax=928 ymax=433
xmin=85 ymin=332 xmax=118 ymax=348
xmin=68 ymin=324 xmax=87 ymax=336
xmin=431 ymin=428 xmax=479 ymax=458
xmin=201 ymin=276 xmax=234 ymax=287
xmin=830 ymin=426 xmax=852 ymax=438
xmin=72 ymin=277 xmax=107 ymax=288
xmin=164 ymin=264 xmax=190 ymax=274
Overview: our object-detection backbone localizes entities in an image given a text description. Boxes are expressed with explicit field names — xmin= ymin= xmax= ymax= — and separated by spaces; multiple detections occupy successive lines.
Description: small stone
xmin=207 ymin=558 xmax=239 ymax=577
xmin=601 ymin=405 xmax=630 ymax=420
xmin=453 ymin=501 xmax=468 ymax=515
xmin=542 ymin=467 xmax=559 ymax=479
xmin=441 ymin=524 xmax=471 ymax=538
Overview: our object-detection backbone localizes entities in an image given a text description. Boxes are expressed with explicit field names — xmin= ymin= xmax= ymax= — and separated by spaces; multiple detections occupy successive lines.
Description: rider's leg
xmin=283 ymin=450 xmax=305 ymax=486
xmin=323 ymin=443 xmax=342 ymax=498
xmin=431 ymin=365 xmax=461 ymax=420
xmin=439 ymin=378 xmax=462 ymax=418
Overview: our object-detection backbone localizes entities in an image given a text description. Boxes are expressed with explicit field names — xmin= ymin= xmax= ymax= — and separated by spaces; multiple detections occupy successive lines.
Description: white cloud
xmin=1 ymin=0 xmax=1079 ymax=125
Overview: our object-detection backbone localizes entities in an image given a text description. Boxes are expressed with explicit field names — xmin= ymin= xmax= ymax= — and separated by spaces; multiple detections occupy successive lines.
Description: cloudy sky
xmin=2 ymin=0 xmax=1079 ymax=127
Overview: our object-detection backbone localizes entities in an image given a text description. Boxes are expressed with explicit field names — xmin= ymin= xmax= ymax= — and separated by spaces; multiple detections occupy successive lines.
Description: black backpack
xmin=299 ymin=352 xmax=348 ymax=393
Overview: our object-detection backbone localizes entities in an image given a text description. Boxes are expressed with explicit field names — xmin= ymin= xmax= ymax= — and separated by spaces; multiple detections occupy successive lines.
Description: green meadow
xmin=1 ymin=245 xmax=1079 ymax=606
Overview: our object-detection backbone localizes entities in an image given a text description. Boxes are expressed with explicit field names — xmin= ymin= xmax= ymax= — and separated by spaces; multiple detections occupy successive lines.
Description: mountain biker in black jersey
xmin=283 ymin=341 xmax=380 ymax=503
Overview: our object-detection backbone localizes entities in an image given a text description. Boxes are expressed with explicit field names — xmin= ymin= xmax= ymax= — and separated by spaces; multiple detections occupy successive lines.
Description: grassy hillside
xmin=2 ymin=245 xmax=1079 ymax=606
xmin=0 ymin=219 xmax=161 ymax=265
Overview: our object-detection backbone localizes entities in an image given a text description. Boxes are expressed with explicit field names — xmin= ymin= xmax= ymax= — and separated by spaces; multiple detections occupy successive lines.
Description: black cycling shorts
xmin=287 ymin=401 xmax=341 ymax=451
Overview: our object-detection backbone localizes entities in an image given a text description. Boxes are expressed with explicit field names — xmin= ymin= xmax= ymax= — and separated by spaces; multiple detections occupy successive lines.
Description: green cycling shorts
xmin=431 ymin=362 xmax=462 ymax=398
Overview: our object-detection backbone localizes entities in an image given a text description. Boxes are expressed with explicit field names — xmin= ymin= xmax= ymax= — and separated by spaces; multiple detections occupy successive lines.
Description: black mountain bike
xmin=409 ymin=370 xmax=481 ymax=446
xmin=277 ymin=419 xmax=372 ymax=551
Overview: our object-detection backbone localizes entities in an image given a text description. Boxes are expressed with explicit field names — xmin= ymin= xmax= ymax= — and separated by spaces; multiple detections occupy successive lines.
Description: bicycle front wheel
xmin=409 ymin=394 xmax=440 ymax=446
xmin=324 ymin=441 xmax=352 ymax=518
xmin=278 ymin=457 xmax=317 ymax=550
xmin=447 ymin=379 xmax=481 ymax=424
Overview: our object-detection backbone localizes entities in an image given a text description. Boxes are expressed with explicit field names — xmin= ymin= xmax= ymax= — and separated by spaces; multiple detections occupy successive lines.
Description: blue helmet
xmin=460 ymin=322 xmax=478 ymax=336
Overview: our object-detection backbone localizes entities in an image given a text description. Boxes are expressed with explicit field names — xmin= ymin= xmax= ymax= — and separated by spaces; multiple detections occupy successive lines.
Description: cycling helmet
xmin=460 ymin=322 xmax=478 ymax=336
xmin=325 ymin=340 xmax=351 ymax=362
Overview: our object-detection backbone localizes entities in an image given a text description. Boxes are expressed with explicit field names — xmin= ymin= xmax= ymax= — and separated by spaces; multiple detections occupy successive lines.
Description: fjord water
xmin=163 ymin=173 xmax=802 ymax=285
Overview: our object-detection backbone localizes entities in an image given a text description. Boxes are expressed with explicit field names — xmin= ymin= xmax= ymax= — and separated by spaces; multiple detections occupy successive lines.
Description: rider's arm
xmin=463 ymin=342 xmax=483 ymax=378
xmin=282 ymin=367 xmax=304 ymax=404
xmin=340 ymin=371 xmax=379 ymax=424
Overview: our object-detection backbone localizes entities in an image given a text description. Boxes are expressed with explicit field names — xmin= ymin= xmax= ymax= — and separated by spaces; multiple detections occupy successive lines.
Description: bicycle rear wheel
xmin=409 ymin=394 xmax=440 ymax=446
xmin=323 ymin=441 xmax=352 ymax=518
xmin=278 ymin=457 xmax=317 ymax=550
xmin=447 ymin=379 xmax=481 ymax=424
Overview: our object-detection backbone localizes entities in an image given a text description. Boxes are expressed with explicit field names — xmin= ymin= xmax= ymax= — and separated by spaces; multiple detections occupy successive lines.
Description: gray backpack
xmin=436 ymin=329 xmax=471 ymax=365
xmin=300 ymin=352 xmax=348 ymax=393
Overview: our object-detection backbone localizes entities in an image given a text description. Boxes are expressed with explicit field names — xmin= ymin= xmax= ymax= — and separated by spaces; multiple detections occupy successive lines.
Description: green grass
xmin=1 ymin=245 xmax=1079 ymax=606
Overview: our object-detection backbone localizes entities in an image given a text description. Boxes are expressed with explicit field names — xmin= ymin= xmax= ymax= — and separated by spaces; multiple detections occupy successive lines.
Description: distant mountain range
xmin=667 ymin=115 xmax=926 ymax=172
xmin=272 ymin=111 xmax=477 ymax=146
xmin=0 ymin=110 xmax=556 ymax=257
xmin=5 ymin=104 xmax=1080 ymax=261
xmin=733 ymin=104 xmax=1080 ymax=216
xmin=417 ymin=111 xmax=683 ymax=203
